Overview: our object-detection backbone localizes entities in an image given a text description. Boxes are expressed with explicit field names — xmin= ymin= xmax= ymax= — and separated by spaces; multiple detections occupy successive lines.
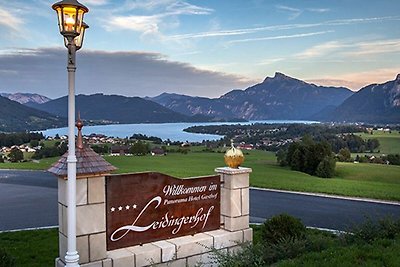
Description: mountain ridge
xmin=0 ymin=92 xmax=51 ymax=105
xmin=0 ymin=95 xmax=65 ymax=132
xmin=324 ymin=74 xmax=400 ymax=123
xmin=148 ymin=72 xmax=354 ymax=121
xmin=31 ymin=93 xmax=214 ymax=124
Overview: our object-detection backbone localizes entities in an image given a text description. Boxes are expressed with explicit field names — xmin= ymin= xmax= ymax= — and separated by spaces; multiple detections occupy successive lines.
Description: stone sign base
xmin=55 ymin=166 xmax=252 ymax=267
xmin=56 ymin=228 xmax=252 ymax=267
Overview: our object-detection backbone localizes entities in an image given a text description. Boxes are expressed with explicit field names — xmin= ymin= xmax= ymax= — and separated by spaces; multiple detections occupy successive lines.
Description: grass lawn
xmin=1 ymin=149 xmax=399 ymax=201
xmin=0 ymin=157 xmax=59 ymax=170
xmin=0 ymin=228 xmax=58 ymax=267
xmin=106 ymin=150 xmax=400 ymax=201
xmin=356 ymin=130 xmax=400 ymax=155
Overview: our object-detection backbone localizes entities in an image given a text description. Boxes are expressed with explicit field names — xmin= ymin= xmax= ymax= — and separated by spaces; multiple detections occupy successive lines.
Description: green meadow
xmin=1 ymin=147 xmax=399 ymax=201
xmin=356 ymin=130 xmax=400 ymax=155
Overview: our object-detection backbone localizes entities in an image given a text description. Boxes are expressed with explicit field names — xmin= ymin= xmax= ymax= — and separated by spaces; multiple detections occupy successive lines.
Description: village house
xmin=151 ymin=147 xmax=166 ymax=156
xmin=110 ymin=145 xmax=131 ymax=156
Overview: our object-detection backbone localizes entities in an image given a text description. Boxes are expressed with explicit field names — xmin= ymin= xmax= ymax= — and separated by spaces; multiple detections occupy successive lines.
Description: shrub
xmin=261 ymin=214 xmax=306 ymax=245
xmin=315 ymin=155 xmax=336 ymax=178
xmin=213 ymin=242 xmax=266 ymax=267
xmin=263 ymin=236 xmax=306 ymax=263
xmin=0 ymin=248 xmax=16 ymax=267
xmin=8 ymin=148 xmax=23 ymax=163
xmin=348 ymin=217 xmax=400 ymax=243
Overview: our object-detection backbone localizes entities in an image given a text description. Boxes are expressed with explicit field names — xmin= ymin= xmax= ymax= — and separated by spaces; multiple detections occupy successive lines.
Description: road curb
xmin=250 ymin=187 xmax=400 ymax=206
xmin=0 ymin=225 xmax=58 ymax=234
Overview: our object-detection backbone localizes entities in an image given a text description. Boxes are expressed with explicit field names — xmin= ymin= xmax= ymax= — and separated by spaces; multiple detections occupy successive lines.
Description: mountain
xmin=147 ymin=93 xmax=236 ymax=120
xmin=149 ymin=72 xmax=353 ymax=120
xmin=0 ymin=93 xmax=51 ymax=105
xmin=0 ymin=96 xmax=66 ymax=132
xmin=325 ymin=74 xmax=400 ymax=123
xmin=32 ymin=93 xmax=211 ymax=124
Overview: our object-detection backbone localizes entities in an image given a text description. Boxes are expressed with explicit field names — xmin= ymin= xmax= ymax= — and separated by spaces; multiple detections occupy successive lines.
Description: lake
xmin=42 ymin=120 xmax=318 ymax=142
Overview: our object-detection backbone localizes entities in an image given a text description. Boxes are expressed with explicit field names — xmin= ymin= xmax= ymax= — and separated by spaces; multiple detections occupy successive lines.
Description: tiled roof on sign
xmin=48 ymin=117 xmax=117 ymax=178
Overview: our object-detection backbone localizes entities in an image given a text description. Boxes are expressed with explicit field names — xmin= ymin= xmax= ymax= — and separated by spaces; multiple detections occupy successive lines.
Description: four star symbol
xmin=110 ymin=204 xmax=138 ymax=212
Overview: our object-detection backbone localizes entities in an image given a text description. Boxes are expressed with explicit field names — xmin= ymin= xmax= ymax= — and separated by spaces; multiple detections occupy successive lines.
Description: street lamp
xmin=52 ymin=1 xmax=89 ymax=266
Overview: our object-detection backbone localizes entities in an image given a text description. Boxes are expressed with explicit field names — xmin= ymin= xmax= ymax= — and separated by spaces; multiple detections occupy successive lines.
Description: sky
xmin=0 ymin=0 xmax=399 ymax=99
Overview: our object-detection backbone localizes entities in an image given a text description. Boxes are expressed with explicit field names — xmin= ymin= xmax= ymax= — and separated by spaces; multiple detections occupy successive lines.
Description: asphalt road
xmin=0 ymin=170 xmax=399 ymax=232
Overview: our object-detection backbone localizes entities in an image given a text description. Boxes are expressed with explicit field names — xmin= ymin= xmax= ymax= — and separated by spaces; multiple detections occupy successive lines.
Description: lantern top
xmin=52 ymin=0 xmax=89 ymax=13
xmin=81 ymin=21 xmax=89 ymax=30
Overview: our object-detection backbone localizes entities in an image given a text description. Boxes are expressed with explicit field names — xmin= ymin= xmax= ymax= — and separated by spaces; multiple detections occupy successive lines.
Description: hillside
xmin=149 ymin=72 xmax=353 ymax=120
xmin=0 ymin=96 xmax=65 ymax=132
xmin=0 ymin=92 xmax=51 ymax=105
xmin=32 ymin=93 xmax=211 ymax=124
xmin=326 ymin=74 xmax=400 ymax=123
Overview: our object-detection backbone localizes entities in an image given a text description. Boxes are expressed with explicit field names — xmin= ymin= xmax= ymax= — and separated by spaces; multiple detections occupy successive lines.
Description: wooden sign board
xmin=106 ymin=172 xmax=221 ymax=250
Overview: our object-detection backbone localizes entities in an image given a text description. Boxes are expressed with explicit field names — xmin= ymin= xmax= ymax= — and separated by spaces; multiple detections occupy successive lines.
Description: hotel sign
xmin=106 ymin=172 xmax=221 ymax=250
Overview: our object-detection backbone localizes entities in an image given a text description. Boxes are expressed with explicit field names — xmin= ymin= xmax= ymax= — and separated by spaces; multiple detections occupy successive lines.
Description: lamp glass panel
xmin=75 ymin=29 xmax=85 ymax=49
xmin=56 ymin=7 xmax=63 ymax=33
xmin=62 ymin=6 xmax=78 ymax=34
xmin=76 ymin=9 xmax=85 ymax=34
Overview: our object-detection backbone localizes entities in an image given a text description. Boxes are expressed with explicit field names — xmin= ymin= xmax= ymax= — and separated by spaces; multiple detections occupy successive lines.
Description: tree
xmin=367 ymin=139 xmax=380 ymax=152
xmin=338 ymin=148 xmax=351 ymax=162
xmin=9 ymin=148 xmax=23 ymax=162
xmin=315 ymin=155 xmax=336 ymax=178
xmin=30 ymin=139 xmax=39 ymax=148
xmin=129 ymin=141 xmax=150 ymax=156
xmin=290 ymin=148 xmax=305 ymax=172
xmin=276 ymin=149 xmax=287 ymax=166
xmin=284 ymin=138 xmax=335 ymax=177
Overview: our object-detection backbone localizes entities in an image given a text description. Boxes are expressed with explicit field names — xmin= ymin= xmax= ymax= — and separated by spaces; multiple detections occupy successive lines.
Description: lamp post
xmin=52 ymin=1 xmax=88 ymax=266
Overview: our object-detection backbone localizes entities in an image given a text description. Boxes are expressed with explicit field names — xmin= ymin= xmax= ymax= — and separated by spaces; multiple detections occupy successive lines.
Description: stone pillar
xmin=56 ymin=175 xmax=112 ymax=267
xmin=215 ymin=167 xmax=252 ymax=232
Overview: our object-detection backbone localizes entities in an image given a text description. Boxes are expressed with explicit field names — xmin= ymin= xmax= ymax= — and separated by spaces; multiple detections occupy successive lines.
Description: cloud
xmin=165 ymin=16 xmax=399 ymax=41
xmin=84 ymin=0 xmax=109 ymax=6
xmin=306 ymin=8 xmax=330 ymax=13
xmin=0 ymin=6 xmax=24 ymax=32
xmin=344 ymin=39 xmax=400 ymax=57
xmin=306 ymin=79 xmax=363 ymax=90
xmin=276 ymin=5 xmax=302 ymax=20
xmin=295 ymin=38 xmax=400 ymax=60
xmin=227 ymin=31 xmax=333 ymax=45
xmin=295 ymin=41 xmax=345 ymax=59
xmin=276 ymin=5 xmax=330 ymax=20
xmin=105 ymin=15 xmax=161 ymax=35
xmin=308 ymin=68 xmax=400 ymax=90
xmin=0 ymin=47 xmax=253 ymax=98
xmin=166 ymin=1 xmax=213 ymax=15
xmin=104 ymin=1 xmax=213 ymax=36
xmin=256 ymin=58 xmax=285 ymax=66
xmin=119 ymin=0 xmax=176 ymax=11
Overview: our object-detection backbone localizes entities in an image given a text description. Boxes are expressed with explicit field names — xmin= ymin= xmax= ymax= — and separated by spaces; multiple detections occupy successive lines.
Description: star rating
xmin=110 ymin=204 xmax=138 ymax=212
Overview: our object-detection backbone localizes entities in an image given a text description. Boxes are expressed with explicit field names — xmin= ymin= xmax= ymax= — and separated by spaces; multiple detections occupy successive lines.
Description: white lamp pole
xmin=52 ymin=1 xmax=89 ymax=266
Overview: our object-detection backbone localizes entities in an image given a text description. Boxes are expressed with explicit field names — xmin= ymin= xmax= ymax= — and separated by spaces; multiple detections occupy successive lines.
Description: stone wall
xmin=56 ymin=167 xmax=252 ymax=267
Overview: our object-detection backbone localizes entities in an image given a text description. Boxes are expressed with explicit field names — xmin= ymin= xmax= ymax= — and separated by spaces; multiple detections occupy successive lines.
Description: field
xmin=1 ymin=148 xmax=399 ymax=201
xmin=105 ymin=149 xmax=400 ymax=201
xmin=356 ymin=130 xmax=400 ymax=155
xmin=2 ymin=220 xmax=400 ymax=267
xmin=0 ymin=228 xmax=58 ymax=267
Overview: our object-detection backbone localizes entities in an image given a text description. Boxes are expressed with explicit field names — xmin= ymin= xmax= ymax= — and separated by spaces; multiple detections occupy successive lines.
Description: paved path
xmin=0 ymin=170 xmax=399 ymax=232
xmin=0 ymin=170 xmax=57 ymax=231
xmin=250 ymin=188 xmax=400 ymax=231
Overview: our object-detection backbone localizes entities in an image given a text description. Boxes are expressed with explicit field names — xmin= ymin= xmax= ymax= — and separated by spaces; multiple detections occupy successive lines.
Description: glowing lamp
xmin=64 ymin=22 xmax=89 ymax=50
xmin=52 ymin=0 xmax=89 ymax=38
